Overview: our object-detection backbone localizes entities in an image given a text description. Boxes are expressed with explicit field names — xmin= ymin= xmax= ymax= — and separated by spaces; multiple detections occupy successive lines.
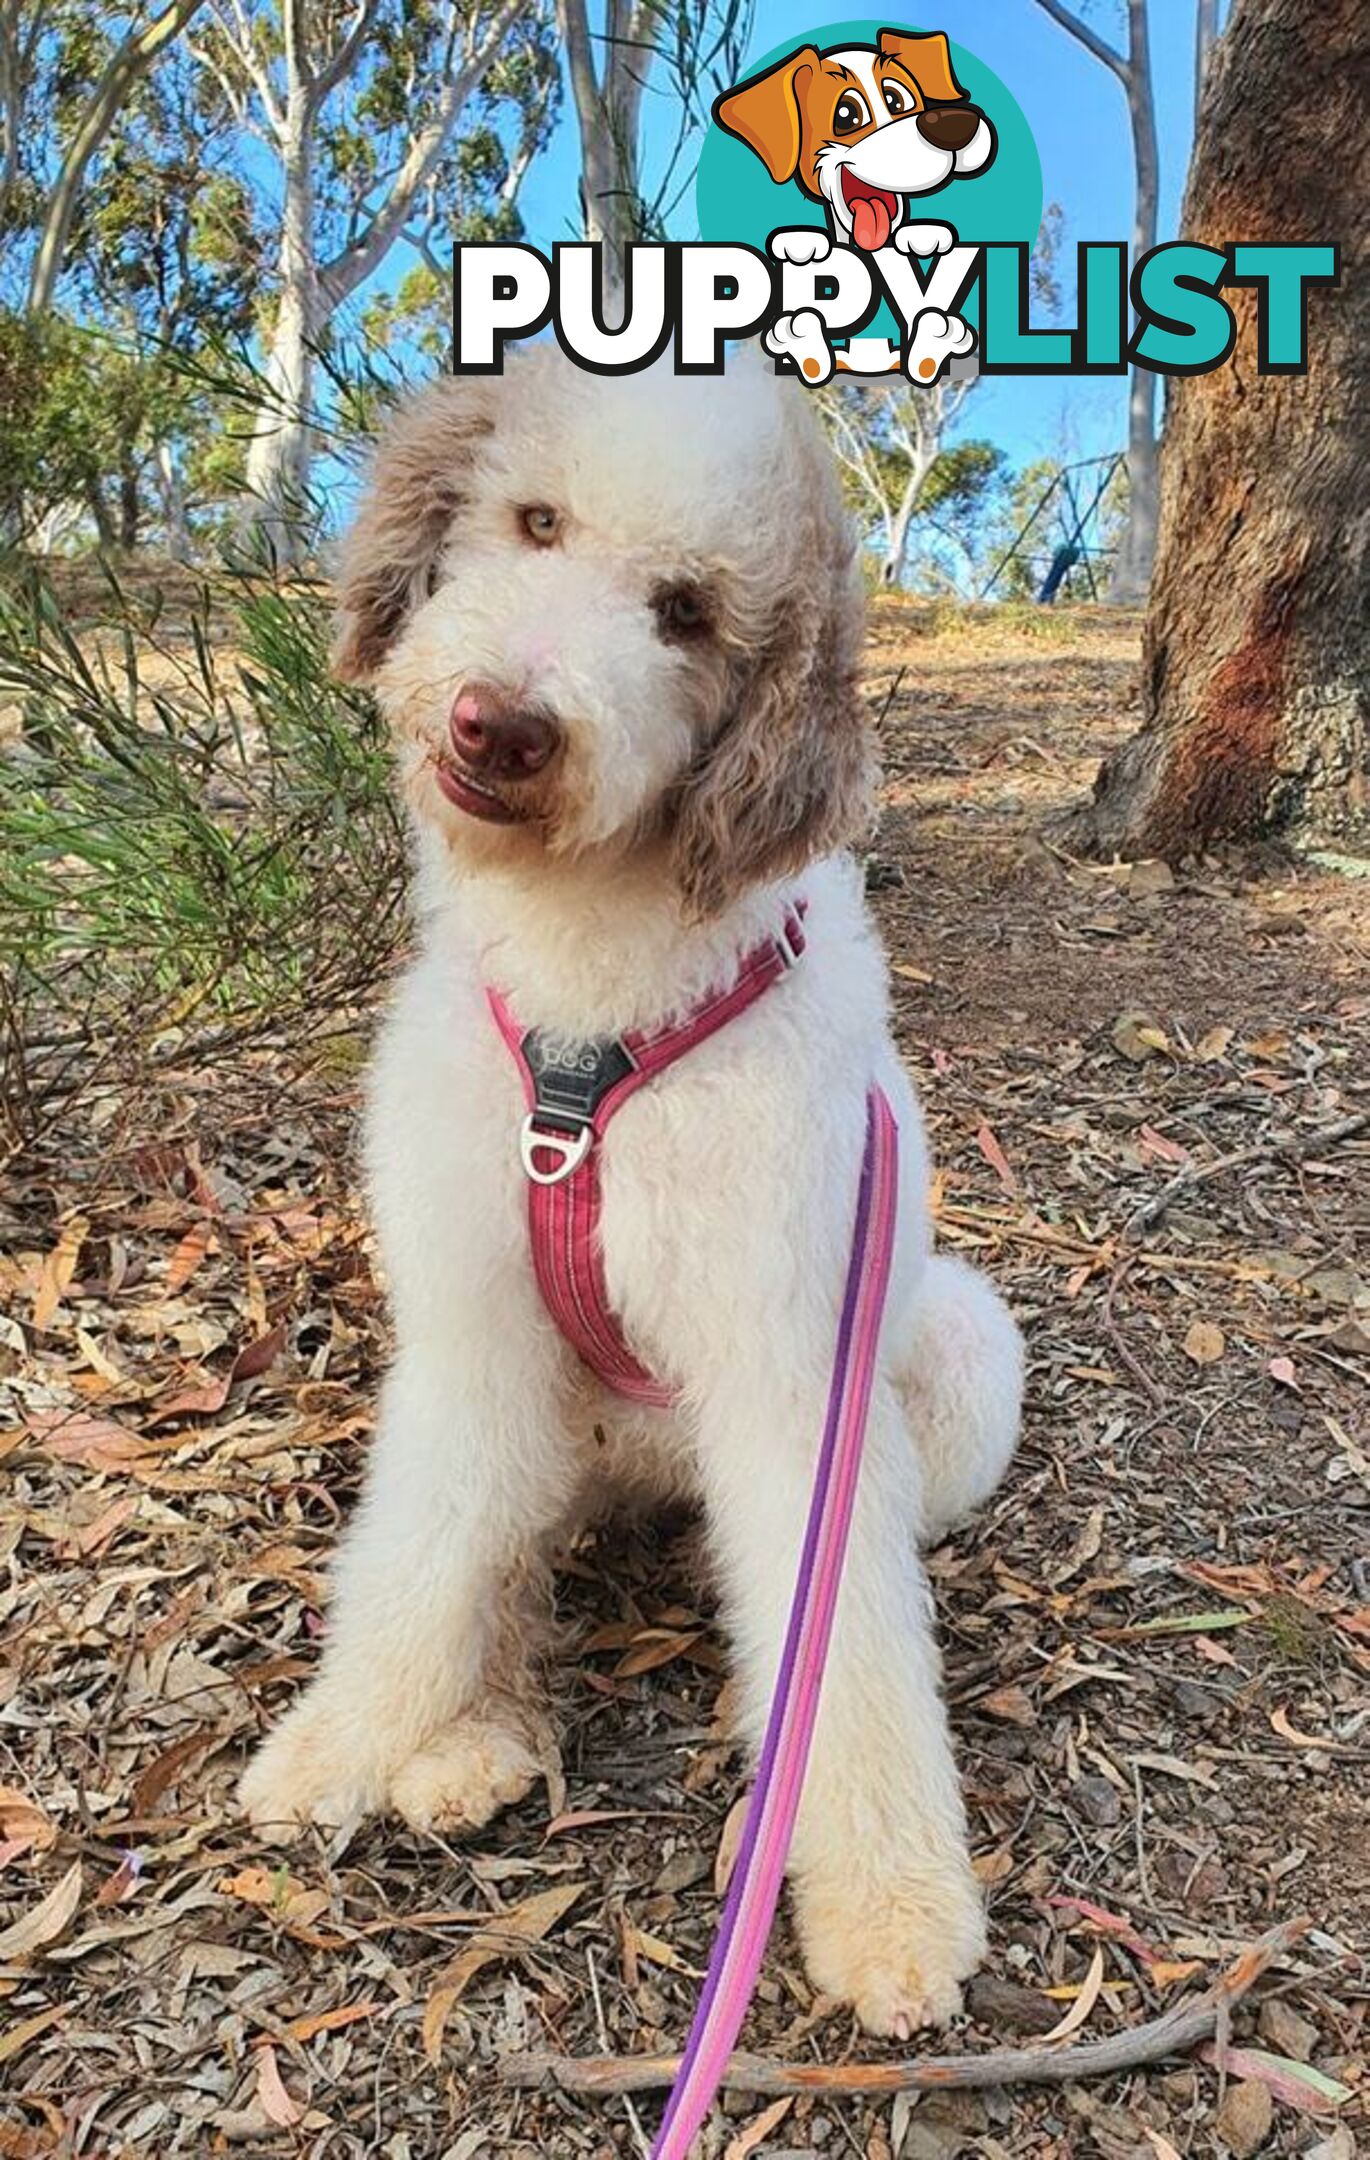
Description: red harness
xmin=486 ymin=906 xmax=807 ymax=1406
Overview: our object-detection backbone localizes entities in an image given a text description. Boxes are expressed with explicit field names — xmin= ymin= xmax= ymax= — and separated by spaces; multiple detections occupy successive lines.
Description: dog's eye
xmin=833 ymin=90 xmax=870 ymax=134
xmin=520 ymin=503 xmax=561 ymax=547
xmin=651 ymin=581 xmax=711 ymax=642
xmin=881 ymin=80 xmax=913 ymax=116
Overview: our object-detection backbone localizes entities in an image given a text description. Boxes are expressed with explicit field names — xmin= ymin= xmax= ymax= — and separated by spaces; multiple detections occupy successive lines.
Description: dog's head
xmin=716 ymin=29 xmax=995 ymax=252
xmin=334 ymin=346 xmax=869 ymax=917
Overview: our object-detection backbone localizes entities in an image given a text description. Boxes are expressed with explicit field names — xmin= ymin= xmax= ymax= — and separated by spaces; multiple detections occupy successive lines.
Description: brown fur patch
xmin=332 ymin=377 xmax=498 ymax=683
xmin=668 ymin=407 xmax=871 ymax=917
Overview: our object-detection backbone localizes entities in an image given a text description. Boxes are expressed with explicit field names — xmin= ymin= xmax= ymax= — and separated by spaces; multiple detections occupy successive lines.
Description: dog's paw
xmin=893 ymin=222 xmax=956 ymax=258
xmin=387 ymin=1717 xmax=541 ymax=1835
xmin=905 ymin=307 xmax=976 ymax=384
xmin=768 ymin=226 xmax=832 ymax=266
xmin=238 ymin=1697 xmax=383 ymax=1841
xmin=797 ymin=1862 xmax=985 ymax=2039
xmin=763 ymin=307 xmax=835 ymax=384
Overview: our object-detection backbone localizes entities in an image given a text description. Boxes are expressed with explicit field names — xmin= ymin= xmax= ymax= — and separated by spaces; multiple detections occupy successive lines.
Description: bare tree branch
xmin=1030 ymin=0 xmax=1127 ymax=82
xmin=317 ymin=0 xmax=524 ymax=307
xmin=28 ymin=0 xmax=210 ymax=313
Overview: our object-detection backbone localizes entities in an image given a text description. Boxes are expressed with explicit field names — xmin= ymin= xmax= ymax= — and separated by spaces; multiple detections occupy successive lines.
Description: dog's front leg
xmin=697 ymin=1366 xmax=984 ymax=2036
xmin=239 ymin=1332 xmax=572 ymax=1842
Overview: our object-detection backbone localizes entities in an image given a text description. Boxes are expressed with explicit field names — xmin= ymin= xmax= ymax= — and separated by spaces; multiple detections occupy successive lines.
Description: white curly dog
xmin=239 ymin=346 xmax=1023 ymax=2038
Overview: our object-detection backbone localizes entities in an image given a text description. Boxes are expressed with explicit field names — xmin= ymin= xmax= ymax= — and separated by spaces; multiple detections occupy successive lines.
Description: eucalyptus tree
xmin=188 ymin=0 xmax=557 ymax=562
xmin=1061 ymin=0 xmax=1365 ymax=859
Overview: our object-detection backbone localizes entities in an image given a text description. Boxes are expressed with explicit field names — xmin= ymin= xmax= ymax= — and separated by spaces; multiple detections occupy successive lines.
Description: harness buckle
xmin=776 ymin=915 xmax=805 ymax=971
xmin=519 ymin=1114 xmax=593 ymax=1185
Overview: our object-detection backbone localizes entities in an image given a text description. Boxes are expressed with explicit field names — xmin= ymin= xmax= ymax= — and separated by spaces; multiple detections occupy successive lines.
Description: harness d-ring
xmin=519 ymin=1114 xmax=593 ymax=1185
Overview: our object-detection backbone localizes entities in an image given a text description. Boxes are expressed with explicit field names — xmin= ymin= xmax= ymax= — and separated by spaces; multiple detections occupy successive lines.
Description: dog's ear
xmin=332 ymin=376 xmax=497 ymax=684
xmin=877 ymin=28 xmax=966 ymax=104
xmin=714 ymin=47 xmax=820 ymax=185
xmin=670 ymin=449 xmax=871 ymax=919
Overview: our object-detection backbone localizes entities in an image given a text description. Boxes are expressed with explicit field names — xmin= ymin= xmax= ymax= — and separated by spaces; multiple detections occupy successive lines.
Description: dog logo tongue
xmin=851 ymin=194 xmax=893 ymax=251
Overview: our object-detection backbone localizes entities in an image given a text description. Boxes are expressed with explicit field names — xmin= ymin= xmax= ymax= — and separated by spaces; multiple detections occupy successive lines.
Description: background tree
xmin=26 ymin=0 xmax=208 ymax=315
xmin=558 ymin=0 xmax=754 ymax=294
xmin=1031 ymin=0 xmax=1159 ymax=604
xmin=1059 ymin=0 xmax=1365 ymax=859
xmin=820 ymin=372 xmax=993 ymax=589
xmin=189 ymin=0 xmax=556 ymax=563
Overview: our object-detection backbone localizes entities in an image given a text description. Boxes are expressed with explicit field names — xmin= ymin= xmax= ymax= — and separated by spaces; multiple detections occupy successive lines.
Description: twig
xmin=1123 ymin=1111 xmax=1370 ymax=1240
xmin=502 ymin=1917 xmax=1309 ymax=2100
xmin=1101 ymin=1257 xmax=1166 ymax=1409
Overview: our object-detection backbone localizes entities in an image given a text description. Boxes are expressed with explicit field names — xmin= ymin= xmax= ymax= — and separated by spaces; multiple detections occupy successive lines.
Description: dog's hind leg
xmin=896 ymin=1253 xmax=1023 ymax=1545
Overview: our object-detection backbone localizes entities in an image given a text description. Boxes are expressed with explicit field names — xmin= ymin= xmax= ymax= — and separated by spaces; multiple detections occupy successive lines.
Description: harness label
xmin=522 ymin=1030 xmax=637 ymax=1131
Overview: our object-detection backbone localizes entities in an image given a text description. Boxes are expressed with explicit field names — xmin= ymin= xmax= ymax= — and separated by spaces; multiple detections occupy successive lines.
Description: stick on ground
xmin=502 ymin=1917 xmax=1310 ymax=2101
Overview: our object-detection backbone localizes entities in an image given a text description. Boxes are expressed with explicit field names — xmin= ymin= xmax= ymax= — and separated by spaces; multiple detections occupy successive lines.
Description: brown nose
xmin=450 ymin=682 xmax=560 ymax=780
xmin=916 ymin=104 xmax=982 ymax=152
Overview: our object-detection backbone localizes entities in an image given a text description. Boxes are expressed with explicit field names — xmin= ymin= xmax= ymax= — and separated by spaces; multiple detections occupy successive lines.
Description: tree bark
xmin=1059 ymin=0 xmax=1367 ymax=860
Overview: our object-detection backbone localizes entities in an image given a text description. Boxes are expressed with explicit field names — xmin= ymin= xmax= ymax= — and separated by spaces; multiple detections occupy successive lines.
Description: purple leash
xmin=649 ymin=1084 xmax=900 ymax=2158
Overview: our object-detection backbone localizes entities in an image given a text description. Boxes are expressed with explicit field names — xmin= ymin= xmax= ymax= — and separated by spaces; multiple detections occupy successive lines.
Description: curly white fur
xmin=238 ymin=346 xmax=1023 ymax=2038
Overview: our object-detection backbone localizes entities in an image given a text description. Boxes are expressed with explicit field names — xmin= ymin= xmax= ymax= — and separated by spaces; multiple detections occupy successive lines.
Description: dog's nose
xmin=450 ymin=682 xmax=560 ymax=779
xmin=916 ymin=104 xmax=982 ymax=152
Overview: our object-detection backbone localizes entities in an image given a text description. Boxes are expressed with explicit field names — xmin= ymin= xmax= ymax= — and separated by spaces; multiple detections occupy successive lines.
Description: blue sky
xmin=514 ymin=0 xmax=1208 ymax=473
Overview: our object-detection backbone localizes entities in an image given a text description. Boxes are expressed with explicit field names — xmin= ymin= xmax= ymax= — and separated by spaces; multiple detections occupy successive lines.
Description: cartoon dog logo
xmin=714 ymin=29 xmax=995 ymax=383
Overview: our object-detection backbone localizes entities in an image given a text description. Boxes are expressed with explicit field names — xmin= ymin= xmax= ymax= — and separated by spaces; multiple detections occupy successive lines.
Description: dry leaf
xmin=714 ymin=1791 xmax=751 ymax=1898
xmin=980 ymin=1684 xmax=1036 ymax=1727
xmin=422 ymin=1883 xmax=583 ymax=2063
xmin=723 ymin=2097 xmax=794 ymax=2158
xmin=0 ymin=2003 xmax=69 ymax=2068
xmin=32 ymin=1217 xmax=89 ymax=1332
xmin=0 ymin=1861 xmax=83 ymax=1960
xmin=1201 ymin=2044 xmax=1353 ymax=2115
xmin=165 ymin=1221 xmax=214 ymax=1296
xmin=1112 ymin=1011 xmax=1170 ymax=1063
xmin=1142 ymin=2131 xmax=1185 ymax=2160
xmin=1183 ymin=1319 xmax=1226 ymax=1365
xmin=0 ymin=1786 xmax=57 ymax=1856
xmin=1036 ymin=1945 xmax=1105 ymax=2043
xmin=975 ymin=1121 xmax=1018 ymax=1194
xmin=1195 ymin=1025 xmax=1233 ymax=1062
xmin=283 ymin=1999 xmax=383 ymax=2044
xmin=1270 ymin=1705 xmax=1333 ymax=1750
xmin=255 ymin=2042 xmax=304 ymax=2127
xmin=1269 ymin=1356 xmax=1299 ymax=1389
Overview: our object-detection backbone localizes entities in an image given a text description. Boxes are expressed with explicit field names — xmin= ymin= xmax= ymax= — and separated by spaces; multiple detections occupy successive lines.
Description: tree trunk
xmin=156 ymin=440 xmax=191 ymax=562
xmin=1059 ymin=0 xmax=1367 ymax=859
xmin=242 ymin=102 xmax=319 ymax=570
xmin=881 ymin=449 xmax=936 ymax=586
xmin=1109 ymin=0 xmax=1160 ymax=605
xmin=557 ymin=0 xmax=651 ymax=313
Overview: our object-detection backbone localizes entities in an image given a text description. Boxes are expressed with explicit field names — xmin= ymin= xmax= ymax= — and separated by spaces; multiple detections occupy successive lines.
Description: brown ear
xmin=877 ymin=28 xmax=966 ymax=103
xmin=670 ymin=445 xmax=871 ymax=919
xmin=332 ymin=375 xmax=497 ymax=683
xmin=714 ymin=47 xmax=820 ymax=185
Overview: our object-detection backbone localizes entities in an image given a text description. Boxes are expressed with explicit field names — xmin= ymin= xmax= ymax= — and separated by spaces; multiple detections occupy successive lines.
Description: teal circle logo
xmin=696 ymin=19 xmax=1041 ymax=348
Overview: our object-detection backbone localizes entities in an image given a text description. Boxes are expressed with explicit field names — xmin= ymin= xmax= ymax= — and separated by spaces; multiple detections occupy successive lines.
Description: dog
xmin=238 ymin=346 xmax=1023 ymax=2037
xmin=716 ymin=28 xmax=995 ymax=256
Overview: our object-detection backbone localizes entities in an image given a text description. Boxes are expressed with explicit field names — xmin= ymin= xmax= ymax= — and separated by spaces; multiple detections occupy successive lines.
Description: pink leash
xmin=649 ymin=1083 xmax=899 ymax=2158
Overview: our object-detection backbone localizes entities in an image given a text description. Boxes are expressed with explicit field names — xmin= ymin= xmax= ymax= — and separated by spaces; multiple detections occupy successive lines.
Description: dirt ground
xmin=2 ymin=598 xmax=1367 ymax=2159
